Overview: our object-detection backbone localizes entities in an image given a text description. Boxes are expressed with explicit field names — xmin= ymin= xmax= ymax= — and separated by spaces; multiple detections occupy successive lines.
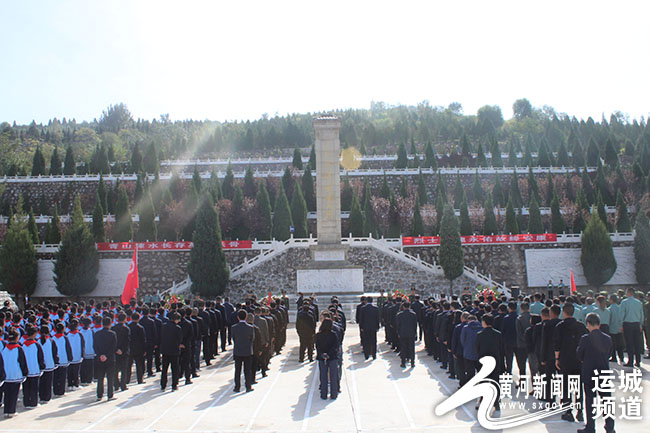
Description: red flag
xmin=121 ymin=248 xmax=139 ymax=305
xmin=570 ymin=269 xmax=577 ymax=293
xmin=267 ymin=291 xmax=272 ymax=306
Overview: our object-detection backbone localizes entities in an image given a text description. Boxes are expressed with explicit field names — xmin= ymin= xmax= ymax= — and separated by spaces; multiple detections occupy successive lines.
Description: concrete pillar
xmin=313 ymin=116 xmax=342 ymax=246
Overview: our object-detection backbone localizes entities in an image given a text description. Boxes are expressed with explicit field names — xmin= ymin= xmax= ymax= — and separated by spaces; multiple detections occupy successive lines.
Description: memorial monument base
xmin=297 ymin=264 xmax=364 ymax=294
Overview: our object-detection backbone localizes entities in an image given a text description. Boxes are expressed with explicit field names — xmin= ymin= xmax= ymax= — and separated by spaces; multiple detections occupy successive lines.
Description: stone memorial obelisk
xmin=296 ymin=116 xmax=364 ymax=293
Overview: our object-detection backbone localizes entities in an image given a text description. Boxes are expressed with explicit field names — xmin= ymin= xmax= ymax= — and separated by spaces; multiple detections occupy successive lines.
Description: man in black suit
xmin=232 ymin=309 xmax=255 ymax=393
xmin=540 ymin=304 xmax=561 ymax=403
xmin=554 ymin=302 xmax=587 ymax=423
xmin=179 ymin=308 xmax=195 ymax=385
xmin=93 ymin=316 xmax=117 ymax=401
xmin=197 ymin=302 xmax=214 ymax=365
xmin=359 ymin=297 xmax=380 ymax=360
xmin=475 ymin=313 xmax=505 ymax=412
xmin=355 ymin=297 xmax=367 ymax=344
xmin=159 ymin=312 xmax=183 ymax=392
xmin=395 ymin=302 xmax=418 ymax=368
xmin=296 ymin=304 xmax=316 ymax=362
xmin=113 ymin=313 xmax=131 ymax=392
xmin=139 ymin=307 xmax=158 ymax=377
xmin=127 ymin=312 xmax=147 ymax=384
xmin=577 ymin=313 xmax=615 ymax=433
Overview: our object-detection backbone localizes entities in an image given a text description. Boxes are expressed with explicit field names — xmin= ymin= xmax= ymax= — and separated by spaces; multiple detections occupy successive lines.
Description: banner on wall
xmin=97 ymin=240 xmax=253 ymax=251
xmin=401 ymin=233 xmax=557 ymax=246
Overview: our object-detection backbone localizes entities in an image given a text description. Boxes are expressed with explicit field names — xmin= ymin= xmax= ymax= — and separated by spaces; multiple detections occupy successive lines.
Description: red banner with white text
xmin=97 ymin=240 xmax=253 ymax=251
xmin=401 ymin=233 xmax=557 ymax=246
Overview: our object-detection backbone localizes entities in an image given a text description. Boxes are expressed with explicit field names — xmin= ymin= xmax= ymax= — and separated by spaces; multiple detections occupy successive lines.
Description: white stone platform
xmin=297 ymin=267 xmax=364 ymax=293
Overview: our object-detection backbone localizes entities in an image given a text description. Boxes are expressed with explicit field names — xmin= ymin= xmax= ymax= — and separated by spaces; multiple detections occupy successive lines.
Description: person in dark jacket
xmin=577 ymin=313 xmax=615 ymax=433
xmin=127 ymin=312 xmax=146 ymax=384
xmin=296 ymin=305 xmax=316 ymax=362
xmin=359 ymin=297 xmax=380 ymax=360
xmin=93 ymin=316 xmax=117 ymax=401
xmin=139 ymin=307 xmax=158 ymax=377
xmin=500 ymin=302 xmax=518 ymax=375
xmin=554 ymin=302 xmax=587 ymax=423
xmin=475 ymin=313 xmax=504 ymax=411
xmin=395 ymin=302 xmax=418 ymax=368
xmin=245 ymin=314 xmax=263 ymax=385
xmin=540 ymin=305 xmax=561 ymax=403
xmin=159 ymin=312 xmax=183 ymax=392
xmin=315 ymin=318 xmax=338 ymax=400
xmin=179 ymin=308 xmax=195 ymax=384
xmin=113 ymin=313 xmax=130 ymax=392
xmin=232 ymin=309 xmax=255 ymax=393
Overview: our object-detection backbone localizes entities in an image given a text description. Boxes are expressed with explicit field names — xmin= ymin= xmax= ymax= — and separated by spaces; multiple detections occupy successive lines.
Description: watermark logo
xmin=434 ymin=357 xmax=643 ymax=430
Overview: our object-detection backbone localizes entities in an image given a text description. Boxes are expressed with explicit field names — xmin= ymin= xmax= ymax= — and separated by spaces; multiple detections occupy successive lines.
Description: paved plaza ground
xmin=1 ymin=326 xmax=647 ymax=433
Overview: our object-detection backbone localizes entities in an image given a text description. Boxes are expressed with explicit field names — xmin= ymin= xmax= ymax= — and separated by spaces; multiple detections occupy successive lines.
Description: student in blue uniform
xmin=79 ymin=317 xmax=95 ymax=385
xmin=66 ymin=319 xmax=84 ymax=389
xmin=1 ymin=329 xmax=28 ymax=418
xmin=22 ymin=324 xmax=45 ymax=408
xmin=52 ymin=322 xmax=72 ymax=397
xmin=38 ymin=325 xmax=58 ymax=404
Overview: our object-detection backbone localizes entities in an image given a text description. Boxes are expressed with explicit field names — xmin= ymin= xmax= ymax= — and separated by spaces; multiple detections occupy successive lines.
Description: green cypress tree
xmin=424 ymin=141 xmax=437 ymax=169
xmin=0 ymin=219 xmax=38 ymax=303
xmin=471 ymin=171 xmax=485 ymax=203
xmin=565 ymin=170 xmax=575 ymax=202
xmin=254 ymin=181 xmax=273 ymax=240
xmin=614 ymin=191 xmax=631 ymax=232
xmin=54 ymin=195 xmax=99 ymax=296
xmin=191 ymin=166 xmax=202 ymax=196
xmin=508 ymin=141 xmax=518 ymax=167
xmin=399 ymin=176 xmax=408 ymax=198
xmin=571 ymin=135 xmax=585 ymax=168
xmin=573 ymin=188 xmax=589 ymax=233
xmin=282 ymin=166 xmax=294 ymax=199
xmin=301 ymin=167 xmax=316 ymax=212
xmin=581 ymin=211 xmax=617 ymax=287
xmin=527 ymin=196 xmax=543 ymax=234
xmin=363 ymin=182 xmax=376 ymax=237
xmin=290 ymin=182 xmax=308 ymax=238
xmin=272 ymin=183 xmax=292 ymax=241
xmin=523 ymin=135 xmax=534 ymax=167
xmin=387 ymin=194 xmax=401 ymax=237
xmin=633 ymin=211 xmax=650 ymax=284
xmin=308 ymin=145 xmax=316 ymax=171
xmin=453 ymin=174 xmax=465 ymax=208
xmin=188 ymin=194 xmax=229 ymax=297
xmin=143 ymin=141 xmax=159 ymax=174
xmin=460 ymin=133 xmax=472 ymax=155
xmin=604 ymin=138 xmax=618 ymax=167
xmin=31 ymin=145 xmax=46 ymax=176
xmin=97 ymin=175 xmax=108 ymax=215
xmin=27 ymin=208 xmax=39 ymax=243
xmin=544 ymin=171 xmax=554 ymax=207
xmin=209 ymin=169 xmax=222 ymax=202
xmin=64 ymin=145 xmax=76 ymax=175
xmin=380 ymin=173 xmax=391 ymax=199
xmin=92 ymin=192 xmax=106 ymax=242
xmin=459 ymin=197 xmax=472 ymax=236
xmin=417 ymin=169 xmax=428 ymax=204
xmin=509 ymin=169 xmax=523 ymax=209
xmin=130 ymin=142 xmax=143 ymax=173
xmin=476 ymin=141 xmax=488 ymax=167
xmin=550 ymin=189 xmax=565 ymax=233
xmin=586 ymin=138 xmax=600 ymax=166
xmin=243 ymin=167 xmax=257 ymax=198
xmin=348 ymin=193 xmax=364 ymax=237
xmin=434 ymin=192 xmax=446 ymax=235
xmin=410 ymin=196 xmax=424 ymax=236
xmin=557 ymin=141 xmax=570 ymax=167
xmin=231 ymin=186 xmax=249 ymax=240
xmin=292 ymin=147 xmax=303 ymax=170
xmin=505 ymin=200 xmax=519 ymax=234
xmin=395 ymin=142 xmax=408 ymax=168
xmin=439 ymin=204 xmax=464 ymax=292
xmin=435 ymin=172 xmax=447 ymax=200
xmin=594 ymin=165 xmax=614 ymax=205
xmin=595 ymin=191 xmax=609 ymax=230
xmin=341 ymin=175 xmax=353 ymax=211
xmin=492 ymin=173 xmax=505 ymax=207
xmin=490 ymin=136 xmax=503 ymax=167
xmin=527 ymin=168 xmax=540 ymax=205
xmin=137 ymin=189 xmax=156 ymax=241
xmin=483 ymin=194 xmax=498 ymax=235
xmin=182 ymin=183 xmax=199 ymax=241
xmin=581 ymin=168 xmax=594 ymax=204
xmin=134 ymin=175 xmax=144 ymax=204
xmin=537 ymin=139 xmax=552 ymax=167
xmin=45 ymin=205 xmax=61 ymax=244
xmin=409 ymin=139 xmax=417 ymax=156
xmin=50 ymin=146 xmax=62 ymax=175
xmin=114 ymin=187 xmax=133 ymax=242
xmin=222 ymin=164 xmax=235 ymax=200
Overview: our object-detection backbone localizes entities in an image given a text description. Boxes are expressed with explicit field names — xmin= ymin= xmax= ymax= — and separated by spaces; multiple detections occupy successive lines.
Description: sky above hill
xmin=1 ymin=0 xmax=649 ymax=125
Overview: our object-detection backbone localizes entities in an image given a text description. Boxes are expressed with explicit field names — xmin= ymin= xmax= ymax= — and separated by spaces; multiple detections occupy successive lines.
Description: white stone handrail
xmin=0 ymin=165 xmax=597 ymax=183
xmin=159 ymin=276 xmax=192 ymax=297
xmin=463 ymin=265 xmax=511 ymax=298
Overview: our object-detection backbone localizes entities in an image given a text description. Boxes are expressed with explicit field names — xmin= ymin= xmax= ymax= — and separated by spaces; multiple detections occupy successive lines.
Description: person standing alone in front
xmin=232 ymin=309 xmax=255 ymax=393
xmin=93 ymin=316 xmax=117 ymax=401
